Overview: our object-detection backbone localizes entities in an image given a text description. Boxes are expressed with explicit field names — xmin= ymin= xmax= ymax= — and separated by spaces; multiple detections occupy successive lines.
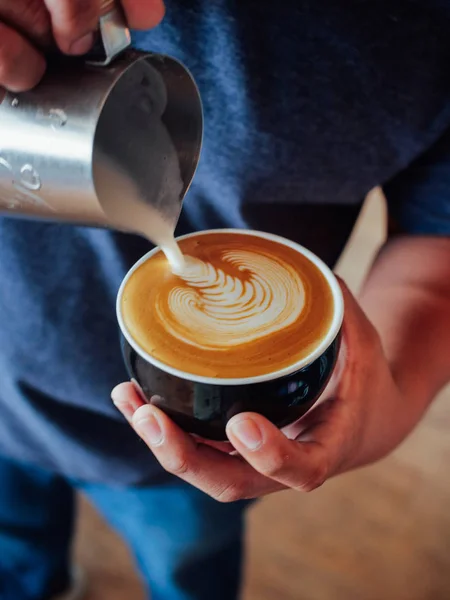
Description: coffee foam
xmin=164 ymin=251 xmax=305 ymax=349
xmin=121 ymin=231 xmax=335 ymax=379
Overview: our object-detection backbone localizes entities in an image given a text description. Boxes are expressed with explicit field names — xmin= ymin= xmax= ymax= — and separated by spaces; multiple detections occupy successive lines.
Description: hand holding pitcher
xmin=0 ymin=0 xmax=165 ymax=91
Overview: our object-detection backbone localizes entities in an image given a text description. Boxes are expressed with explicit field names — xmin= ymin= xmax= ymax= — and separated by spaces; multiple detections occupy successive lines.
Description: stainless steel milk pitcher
xmin=0 ymin=0 xmax=203 ymax=233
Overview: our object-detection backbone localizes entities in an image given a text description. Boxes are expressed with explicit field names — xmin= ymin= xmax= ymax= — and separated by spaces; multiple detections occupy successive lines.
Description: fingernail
xmin=111 ymin=385 xmax=136 ymax=421
xmin=230 ymin=419 xmax=263 ymax=450
xmin=112 ymin=383 xmax=142 ymax=411
xmin=135 ymin=413 xmax=164 ymax=446
xmin=111 ymin=385 xmax=127 ymax=404
xmin=69 ymin=32 xmax=94 ymax=55
xmin=111 ymin=386 xmax=125 ymax=406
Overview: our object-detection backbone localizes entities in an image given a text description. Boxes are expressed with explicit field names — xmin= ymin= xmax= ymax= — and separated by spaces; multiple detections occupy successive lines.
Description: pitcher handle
xmin=86 ymin=0 xmax=131 ymax=66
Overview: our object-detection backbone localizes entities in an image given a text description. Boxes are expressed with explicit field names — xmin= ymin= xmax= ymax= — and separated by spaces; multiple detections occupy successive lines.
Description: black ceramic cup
xmin=117 ymin=229 xmax=344 ymax=441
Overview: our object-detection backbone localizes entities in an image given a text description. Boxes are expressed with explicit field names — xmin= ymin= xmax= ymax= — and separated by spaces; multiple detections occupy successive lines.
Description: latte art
xmin=164 ymin=252 xmax=305 ymax=349
xmin=121 ymin=231 xmax=335 ymax=379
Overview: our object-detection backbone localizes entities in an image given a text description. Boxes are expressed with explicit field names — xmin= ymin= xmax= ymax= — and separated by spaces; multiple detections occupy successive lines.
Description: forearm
xmin=358 ymin=235 xmax=450 ymax=427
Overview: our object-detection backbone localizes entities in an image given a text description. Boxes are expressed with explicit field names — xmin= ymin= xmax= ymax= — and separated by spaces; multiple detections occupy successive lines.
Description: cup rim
xmin=117 ymin=228 xmax=344 ymax=386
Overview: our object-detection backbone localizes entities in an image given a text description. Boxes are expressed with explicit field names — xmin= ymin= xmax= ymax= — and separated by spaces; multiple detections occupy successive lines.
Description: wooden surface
xmin=75 ymin=191 xmax=450 ymax=599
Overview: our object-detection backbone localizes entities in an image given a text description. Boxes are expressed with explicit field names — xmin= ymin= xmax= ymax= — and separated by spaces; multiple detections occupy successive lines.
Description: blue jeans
xmin=0 ymin=455 xmax=247 ymax=600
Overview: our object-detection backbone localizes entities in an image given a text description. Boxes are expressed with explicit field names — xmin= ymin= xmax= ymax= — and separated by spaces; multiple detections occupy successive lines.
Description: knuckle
xmin=297 ymin=462 xmax=328 ymax=493
xmin=165 ymin=454 xmax=189 ymax=477
xmin=262 ymin=449 xmax=291 ymax=479
xmin=214 ymin=483 xmax=244 ymax=504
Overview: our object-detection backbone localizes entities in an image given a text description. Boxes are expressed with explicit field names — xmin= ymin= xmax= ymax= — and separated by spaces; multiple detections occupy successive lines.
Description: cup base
xmin=121 ymin=333 xmax=341 ymax=441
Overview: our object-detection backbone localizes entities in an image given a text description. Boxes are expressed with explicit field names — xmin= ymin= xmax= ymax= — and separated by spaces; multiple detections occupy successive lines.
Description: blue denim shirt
xmin=1 ymin=1 xmax=450 ymax=484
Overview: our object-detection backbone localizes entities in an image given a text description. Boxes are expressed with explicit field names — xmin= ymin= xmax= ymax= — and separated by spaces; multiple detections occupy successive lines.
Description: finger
xmin=121 ymin=0 xmax=165 ymax=30
xmin=112 ymin=384 xmax=235 ymax=453
xmin=44 ymin=0 xmax=100 ymax=55
xmin=226 ymin=413 xmax=330 ymax=492
xmin=111 ymin=381 xmax=146 ymax=423
xmin=293 ymin=394 xmax=358 ymax=475
xmin=0 ymin=22 xmax=46 ymax=91
xmin=0 ymin=0 xmax=52 ymax=47
xmin=132 ymin=404 xmax=285 ymax=501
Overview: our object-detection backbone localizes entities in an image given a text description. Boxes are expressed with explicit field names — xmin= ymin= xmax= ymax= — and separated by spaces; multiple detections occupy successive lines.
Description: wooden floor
xmin=75 ymin=191 xmax=450 ymax=599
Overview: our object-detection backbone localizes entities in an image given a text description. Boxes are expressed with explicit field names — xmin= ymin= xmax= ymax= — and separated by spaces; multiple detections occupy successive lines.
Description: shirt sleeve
xmin=383 ymin=127 xmax=450 ymax=235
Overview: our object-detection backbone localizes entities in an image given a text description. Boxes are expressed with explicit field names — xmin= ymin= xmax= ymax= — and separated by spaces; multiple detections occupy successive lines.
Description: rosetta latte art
xmin=158 ymin=250 xmax=306 ymax=350
xmin=122 ymin=232 xmax=335 ymax=378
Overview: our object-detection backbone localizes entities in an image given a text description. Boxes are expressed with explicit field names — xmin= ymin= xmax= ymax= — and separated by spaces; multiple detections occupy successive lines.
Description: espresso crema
xmin=121 ymin=231 xmax=335 ymax=378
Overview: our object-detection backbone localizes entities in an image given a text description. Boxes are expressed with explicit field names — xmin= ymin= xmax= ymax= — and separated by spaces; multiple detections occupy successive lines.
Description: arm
xmin=362 ymin=234 xmax=450 ymax=404
xmin=354 ymin=234 xmax=450 ymax=462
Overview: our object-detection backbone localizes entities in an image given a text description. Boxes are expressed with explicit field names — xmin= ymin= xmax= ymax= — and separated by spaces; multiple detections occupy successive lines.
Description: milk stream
xmin=92 ymin=58 xmax=188 ymax=274
xmin=94 ymin=154 xmax=187 ymax=272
